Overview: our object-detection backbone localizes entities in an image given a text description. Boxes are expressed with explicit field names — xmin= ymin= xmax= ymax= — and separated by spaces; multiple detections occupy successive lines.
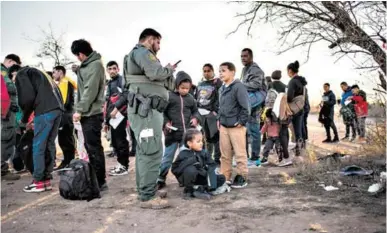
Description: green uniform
xmin=1 ymin=64 xmax=18 ymax=175
xmin=124 ymin=44 xmax=174 ymax=201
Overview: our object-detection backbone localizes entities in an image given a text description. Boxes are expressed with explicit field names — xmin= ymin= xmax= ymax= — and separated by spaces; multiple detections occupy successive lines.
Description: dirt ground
xmin=1 ymin=114 xmax=386 ymax=233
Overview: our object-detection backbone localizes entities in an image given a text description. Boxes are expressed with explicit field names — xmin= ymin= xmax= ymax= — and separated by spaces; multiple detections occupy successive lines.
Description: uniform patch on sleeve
xmin=148 ymin=53 xmax=157 ymax=62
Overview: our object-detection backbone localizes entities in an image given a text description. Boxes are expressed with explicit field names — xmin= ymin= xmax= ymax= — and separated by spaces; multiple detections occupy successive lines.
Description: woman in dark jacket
xmin=286 ymin=61 xmax=307 ymax=157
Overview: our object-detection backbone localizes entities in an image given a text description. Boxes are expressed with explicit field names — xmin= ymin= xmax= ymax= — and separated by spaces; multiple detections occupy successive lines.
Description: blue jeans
xmin=158 ymin=142 xmax=180 ymax=182
xmin=246 ymin=106 xmax=261 ymax=160
xmin=33 ymin=110 xmax=62 ymax=181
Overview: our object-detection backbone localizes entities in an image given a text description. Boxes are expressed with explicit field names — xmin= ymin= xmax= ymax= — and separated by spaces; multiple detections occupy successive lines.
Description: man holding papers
xmin=104 ymin=61 xmax=131 ymax=176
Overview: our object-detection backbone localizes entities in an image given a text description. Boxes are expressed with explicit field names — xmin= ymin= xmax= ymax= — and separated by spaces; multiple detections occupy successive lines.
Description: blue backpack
xmin=248 ymin=90 xmax=267 ymax=108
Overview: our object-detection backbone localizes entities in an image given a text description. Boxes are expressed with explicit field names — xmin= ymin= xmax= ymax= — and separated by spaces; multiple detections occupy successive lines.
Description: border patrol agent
xmin=124 ymin=28 xmax=176 ymax=209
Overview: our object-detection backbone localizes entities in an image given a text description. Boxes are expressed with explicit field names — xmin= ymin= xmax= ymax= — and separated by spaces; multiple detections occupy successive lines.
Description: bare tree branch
xmin=24 ymin=23 xmax=75 ymax=70
xmin=229 ymin=1 xmax=387 ymax=90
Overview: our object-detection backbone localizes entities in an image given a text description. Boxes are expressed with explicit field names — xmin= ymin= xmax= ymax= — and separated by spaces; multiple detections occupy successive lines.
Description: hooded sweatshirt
xmin=163 ymin=71 xmax=200 ymax=146
xmin=287 ymin=75 xmax=307 ymax=103
xmin=241 ymin=62 xmax=267 ymax=92
xmin=76 ymin=51 xmax=106 ymax=117
xmin=321 ymin=90 xmax=336 ymax=120
xmin=105 ymin=74 xmax=126 ymax=123
xmin=196 ymin=77 xmax=223 ymax=112
xmin=218 ymin=79 xmax=250 ymax=127
xmin=15 ymin=67 xmax=64 ymax=123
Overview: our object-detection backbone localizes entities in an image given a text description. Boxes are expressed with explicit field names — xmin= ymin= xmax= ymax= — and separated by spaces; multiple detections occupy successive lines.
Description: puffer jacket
xmin=163 ymin=71 xmax=200 ymax=146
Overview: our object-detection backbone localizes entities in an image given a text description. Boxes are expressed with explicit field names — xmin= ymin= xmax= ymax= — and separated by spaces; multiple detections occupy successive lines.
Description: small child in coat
xmin=172 ymin=129 xmax=226 ymax=200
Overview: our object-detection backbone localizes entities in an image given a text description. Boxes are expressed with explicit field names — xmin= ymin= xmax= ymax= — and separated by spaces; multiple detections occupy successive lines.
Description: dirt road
xmin=1 ymin=114 xmax=385 ymax=233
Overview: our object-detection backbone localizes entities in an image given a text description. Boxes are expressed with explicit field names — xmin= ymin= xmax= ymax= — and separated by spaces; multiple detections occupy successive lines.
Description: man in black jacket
xmin=52 ymin=66 xmax=76 ymax=170
xmin=104 ymin=61 xmax=131 ymax=176
xmin=15 ymin=66 xmax=64 ymax=193
xmin=320 ymin=83 xmax=339 ymax=143
xmin=195 ymin=63 xmax=223 ymax=166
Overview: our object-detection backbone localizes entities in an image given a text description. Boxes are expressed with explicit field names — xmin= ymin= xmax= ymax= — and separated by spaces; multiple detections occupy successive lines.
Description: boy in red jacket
xmin=349 ymin=85 xmax=368 ymax=142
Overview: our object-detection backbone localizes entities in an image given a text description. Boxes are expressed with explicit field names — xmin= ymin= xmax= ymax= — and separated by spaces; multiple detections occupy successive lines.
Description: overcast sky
xmin=1 ymin=1 xmax=379 ymax=105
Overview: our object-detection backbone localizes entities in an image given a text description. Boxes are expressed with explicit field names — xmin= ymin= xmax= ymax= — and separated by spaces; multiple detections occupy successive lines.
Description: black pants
xmin=129 ymin=126 xmax=137 ymax=155
xmin=58 ymin=120 xmax=76 ymax=164
xmin=80 ymin=114 xmax=106 ymax=186
xmin=279 ymin=124 xmax=290 ymax=159
xmin=291 ymin=111 xmax=304 ymax=156
xmin=324 ymin=119 xmax=338 ymax=140
xmin=111 ymin=119 xmax=130 ymax=168
xmin=206 ymin=132 xmax=220 ymax=165
xmin=181 ymin=165 xmax=225 ymax=193
xmin=260 ymin=121 xmax=267 ymax=145
xmin=303 ymin=111 xmax=309 ymax=141
xmin=262 ymin=137 xmax=281 ymax=159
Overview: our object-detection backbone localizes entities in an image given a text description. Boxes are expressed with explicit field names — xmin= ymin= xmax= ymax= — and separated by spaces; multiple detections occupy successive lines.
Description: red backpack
xmin=1 ymin=75 xmax=11 ymax=119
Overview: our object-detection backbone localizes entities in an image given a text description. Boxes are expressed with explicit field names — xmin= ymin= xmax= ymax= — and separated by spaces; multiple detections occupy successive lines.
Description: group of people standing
xmin=1 ymin=27 xmax=369 ymax=210
xmin=319 ymin=82 xmax=368 ymax=144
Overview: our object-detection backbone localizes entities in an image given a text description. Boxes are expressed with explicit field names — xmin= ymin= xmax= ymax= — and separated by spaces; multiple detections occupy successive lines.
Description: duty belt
xmin=127 ymin=91 xmax=168 ymax=118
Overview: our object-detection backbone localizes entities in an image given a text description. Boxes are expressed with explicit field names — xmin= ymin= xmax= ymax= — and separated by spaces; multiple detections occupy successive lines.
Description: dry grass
xmin=363 ymin=122 xmax=386 ymax=156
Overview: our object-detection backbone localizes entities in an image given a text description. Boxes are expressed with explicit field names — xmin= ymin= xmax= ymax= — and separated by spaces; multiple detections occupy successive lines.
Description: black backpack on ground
xmin=58 ymin=159 xmax=101 ymax=202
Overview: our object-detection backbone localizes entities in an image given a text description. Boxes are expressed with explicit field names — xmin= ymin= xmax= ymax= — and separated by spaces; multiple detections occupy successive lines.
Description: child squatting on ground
xmin=171 ymin=129 xmax=227 ymax=200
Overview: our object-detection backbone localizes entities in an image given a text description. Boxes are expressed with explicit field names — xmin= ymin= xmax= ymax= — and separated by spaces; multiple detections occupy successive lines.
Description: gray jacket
xmin=124 ymin=44 xmax=175 ymax=100
xmin=241 ymin=62 xmax=267 ymax=92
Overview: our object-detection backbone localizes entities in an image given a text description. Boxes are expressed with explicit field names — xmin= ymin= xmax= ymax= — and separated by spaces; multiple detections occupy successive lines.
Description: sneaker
xmin=192 ymin=190 xmax=212 ymax=200
xmin=157 ymin=181 xmax=166 ymax=190
xmin=140 ymin=196 xmax=170 ymax=209
xmin=322 ymin=138 xmax=332 ymax=143
xmin=230 ymin=175 xmax=248 ymax=189
xmin=261 ymin=157 xmax=269 ymax=165
xmin=226 ymin=180 xmax=232 ymax=185
xmin=44 ymin=180 xmax=53 ymax=190
xmin=12 ymin=168 xmax=27 ymax=174
xmin=278 ymin=158 xmax=293 ymax=167
xmin=2 ymin=172 xmax=21 ymax=181
xmin=331 ymin=137 xmax=339 ymax=143
xmin=109 ymin=163 xmax=120 ymax=171
xmin=247 ymin=159 xmax=257 ymax=168
xmin=106 ymin=150 xmax=116 ymax=158
xmin=341 ymin=137 xmax=349 ymax=141
xmin=350 ymin=137 xmax=356 ymax=142
xmin=288 ymin=142 xmax=296 ymax=150
xmin=23 ymin=180 xmax=46 ymax=193
xmin=109 ymin=164 xmax=128 ymax=176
